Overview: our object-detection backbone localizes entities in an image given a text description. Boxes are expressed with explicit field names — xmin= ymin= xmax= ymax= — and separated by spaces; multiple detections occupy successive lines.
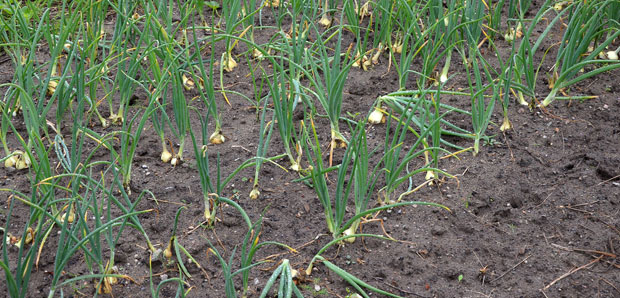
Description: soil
xmin=1 ymin=1 xmax=619 ymax=298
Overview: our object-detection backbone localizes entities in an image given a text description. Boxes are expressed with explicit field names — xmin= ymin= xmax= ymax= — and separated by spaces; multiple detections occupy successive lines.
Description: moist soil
xmin=1 ymin=1 xmax=619 ymax=298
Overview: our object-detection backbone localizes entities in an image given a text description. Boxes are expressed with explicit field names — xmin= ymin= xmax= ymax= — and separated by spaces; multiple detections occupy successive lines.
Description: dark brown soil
xmin=1 ymin=2 xmax=619 ymax=298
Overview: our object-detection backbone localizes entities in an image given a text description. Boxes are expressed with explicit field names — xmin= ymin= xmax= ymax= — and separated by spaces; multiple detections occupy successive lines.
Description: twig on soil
xmin=558 ymin=200 xmax=600 ymax=215
xmin=550 ymin=243 xmax=617 ymax=258
xmin=599 ymin=278 xmax=620 ymax=295
xmin=146 ymin=195 xmax=188 ymax=207
xmin=489 ymin=254 xmax=531 ymax=283
xmin=558 ymin=205 xmax=593 ymax=215
xmin=466 ymin=289 xmax=495 ymax=298
xmin=378 ymin=279 xmax=427 ymax=297
xmin=523 ymin=148 xmax=547 ymax=166
xmin=231 ymin=144 xmax=252 ymax=154
xmin=535 ymin=188 xmax=556 ymax=207
xmin=595 ymin=174 xmax=620 ymax=186
xmin=541 ymin=255 xmax=603 ymax=291
xmin=472 ymin=251 xmax=488 ymax=285
xmin=502 ymin=131 xmax=515 ymax=162
xmin=211 ymin=229 xmax=227 ymax=253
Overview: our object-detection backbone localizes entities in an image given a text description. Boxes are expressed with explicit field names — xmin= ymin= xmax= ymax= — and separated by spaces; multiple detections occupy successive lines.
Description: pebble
xmin=314 ymin=284 xmax=321 ymax=292
xmin=160 ymin=274 xmax=168 ymax=281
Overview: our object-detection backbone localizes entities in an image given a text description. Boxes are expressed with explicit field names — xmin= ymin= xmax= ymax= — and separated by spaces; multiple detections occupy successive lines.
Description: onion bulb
xmin=47 ymin=80 xmax=58 ymax=96
xmin=318 ymin=15 xmax=332 ymax=27
xmin=161 ymin=149 xmax=172 ymax=163
xmin=368 ymin=107 xmax=385 ymax=124
xmin=249 ymin=187 xmax=260 ymax=200
xmin=209 ymin=131 xmax=226 ymax=144
xmin=223 ymin=53 xmax=237 ymax=72
xmin=500 ymin=117 xmax=513 ymax=131
xmin=182 ymin=74 xmax=194 ymax=90
xmin=393 ymin=42 xmax=403 ymax=54
xmin=607 ymin=51 xmax=618 ymax=60
xmin=425 ymin=170 xmax=436 ymax=181
xmin=4 ymin=155 xmax=17 ymax=168
xmin=342 ymin=227 xmax=357 ymax=243
xmin=291 ymin=268 xmax=299 ymax=279
xmin=265 ymin=0 xmax=279 ymax=7
xmin=252 ymin=48 xmax=263 ymax=59
xmin=371 ymin=43 xmax=384 ymax=65
xmin=171 ymin=155 xmax=182 ymax=166
xmin=15 ymin=151 xmax=31 ymax=170
xmin=163 ymin=240 xmax=173 ymax=259
xmin=24 ymin=227 xmax=34 ymax=245
xmin=353 ymin=53 xmax=371 ymax=70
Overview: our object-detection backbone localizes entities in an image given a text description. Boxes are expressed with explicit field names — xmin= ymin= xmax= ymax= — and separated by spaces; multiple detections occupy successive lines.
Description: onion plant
xmin=378 ymin=99 xmax=453 ymax=203
xmin=510 ymin=0 xmax=566 ymax=106
xmin=157 ymin=207 xmax=204 ymax=280
xmin=107 ymin=0 xmax=142 ymax=125
xmin=109 ymin=27 xmax=158 ymax=192
xmin=438 ymin=0 xmax=462 ymax=84
xmin=540 ymin=0 xmax=620 ymax=107
xmin=1 ymin=171 xmax=152 ymax=298
xmin=221 ymin=0 xmax=243 ymax=72
xmin=0 ymin=100 xmax=23 ymax=168
xmin=145 ymin=48 xmax=175 ymax=163
xmin=462 ymin=53 xmax=498 ymax=155
xmin=341 ymin=117 xmax=377 ymax=242
xmin=458 ymin=0 xmax=497 ymax=155
xmin=301 ymin=117 xmax=359 ymax=239
xmin=262 ymin=0 xmax=315 ymax=157
xmin=249 ymin=94 xmax=276 ymax=199
xmin=460 ymin=0 xmax=484 ymax=64
xmin=191 ymin=16 xmax=226 ymax=145
xmin=391 ymin=0 xmax=426 ymax=90
xmin=36 ymin=1 xmax=108 ymax=134
xmin=306 ymin=16 xmax=354 ymax=149
xmin=503 ymin=0 xmax=529 ymax=43
xmin=491 ymin=30 xmax=519 ymax=131
xmin=412 ymin=0 xmax=464 ymax=179
xmin=169 ymin=71 xmax=190 ymax=165
xmin=370 ymin=0 xmax=395 ymax=65
xmin=265 ymin=59 xmax=304 ymax=171
xmin=344 ymin=0 xmax=372 ymax=70
xmin=242 ymin=0 xmax=262 ymax=58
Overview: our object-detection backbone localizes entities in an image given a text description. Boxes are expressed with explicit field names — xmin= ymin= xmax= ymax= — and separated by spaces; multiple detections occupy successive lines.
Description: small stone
xmin=431 ymin=227 xmax=446 ymax=236
xmin=314 ymin=284 xmax=321 ymax=292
